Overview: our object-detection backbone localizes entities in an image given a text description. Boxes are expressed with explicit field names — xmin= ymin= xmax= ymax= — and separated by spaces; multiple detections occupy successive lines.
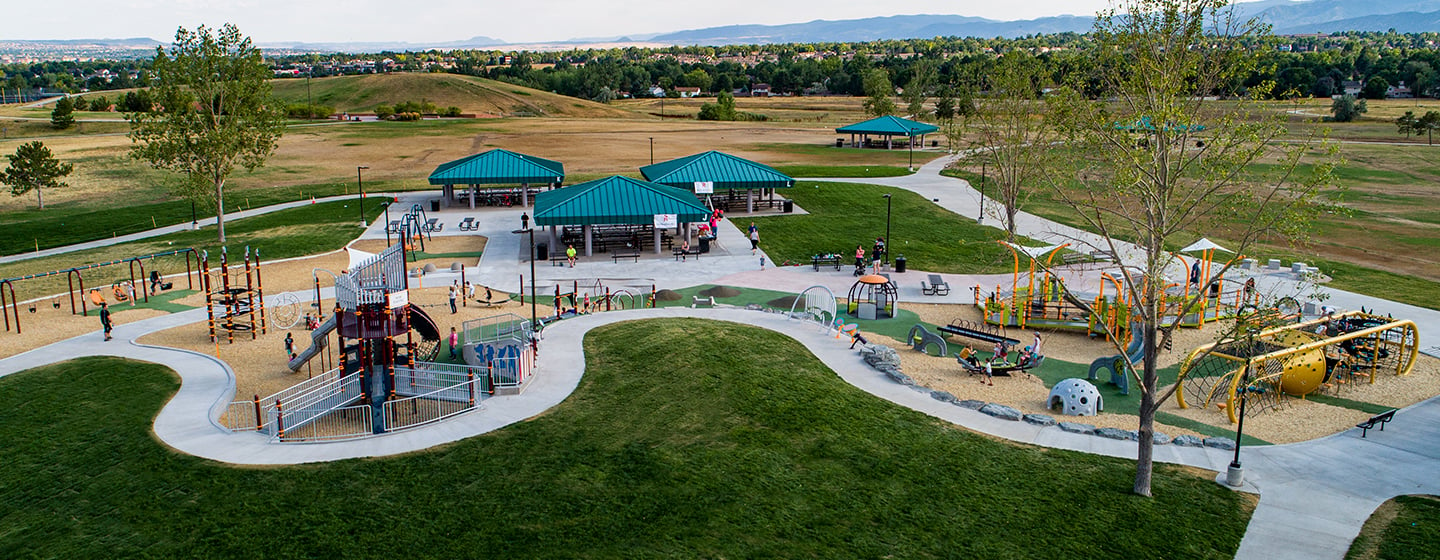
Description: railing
xmin=383 ymin=378 xmax=485 ymax=432
xmin=279 ymin=404 xmax=374 ymax=442
xmin=461 ymin=312 xmax=531 ymax=346
xmin=395 ymin=362 xmax=490 ymax=397
xmin=490 ymin=352 xmax=533 ymax=389
xmin=222 ymin=367 xmax=345 ymax=432
xmin=268 ymin=373 xmax=363 ymax=437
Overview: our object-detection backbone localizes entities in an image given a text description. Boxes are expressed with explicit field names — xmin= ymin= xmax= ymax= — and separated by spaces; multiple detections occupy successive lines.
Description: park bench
xmin=1356 ymin=409 xmax=1397 ymax=438
xmin=612 ymin=252 xmax=641 ymax=263
xmin=1061 ymin=252 xmax=1088 ymax=265
xmin=549 ymin=256 xmax=569 ymax=267
xmin=692 ymin=296 xmax=714 ymax=308
xmin=921 ymin=274 xmax=951 ymax=296
xmin=673 ymin=249 xmax=702 ymax=261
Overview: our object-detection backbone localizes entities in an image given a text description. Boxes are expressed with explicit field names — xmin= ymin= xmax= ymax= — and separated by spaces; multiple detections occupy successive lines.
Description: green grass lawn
xmin=1347 ymin=495 xmax=1440 ymax=560
xmin=755 ymin=181 xmax=1016 ymax=274
xmin=772 ymin=164 xmax=915 ymax=178
xmin=0 ymin=320 xmax=1252 ymax=558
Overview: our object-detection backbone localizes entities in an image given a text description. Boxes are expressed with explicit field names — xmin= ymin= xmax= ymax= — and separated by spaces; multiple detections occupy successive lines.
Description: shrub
xmin=440 ymin=106 xmax=463 ymax=117
xmin=374 ymin=104 xmax=395 ymax=119
xmin=392 ymin=111 xmax=422 ymax=121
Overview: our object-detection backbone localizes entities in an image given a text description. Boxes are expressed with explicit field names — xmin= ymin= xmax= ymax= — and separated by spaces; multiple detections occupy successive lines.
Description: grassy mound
xmin=698 ymin=286 xmax=742 ymax=298
xmin=653 ymin=289 xmax=683 ymax=301
xmin=269 ymin=73 xmax=633 ymax=118
xmin=0 ymin=321 xmax=1252 ymax=558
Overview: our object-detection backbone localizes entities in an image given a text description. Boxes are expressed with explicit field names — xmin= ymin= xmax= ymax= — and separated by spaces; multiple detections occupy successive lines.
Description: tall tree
xmin=967 ymin=52 xmax=1054 ymax=240
xmin=904 ymin=58 xmax=937 ymax=120
xmin=50 ymin=97 xmax=75 ymax=129
xmin=1418 ymin=111 xmax=1440 ymax=145
xmin=1396 ymin=110 xmax=1419 ymax=139
xmin=1046 ymin=0 xmax=1337 ymax=497
xmin=862 ymin=69 xmax=896 ymax=117
xmin=127 ymin=24 xmax=285 ymax=243
xmin=0 ymin=141 xmax=73 ymax=209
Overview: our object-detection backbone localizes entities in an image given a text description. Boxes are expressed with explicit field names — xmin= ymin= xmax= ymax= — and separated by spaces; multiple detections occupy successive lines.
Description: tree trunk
xmin=36 ymin=186 xmax=44 ymax=209
xmin=215 ymin=177 xmax=226 ymax=243
xmin=1134 ymin=317 xmax=1159 ymax=497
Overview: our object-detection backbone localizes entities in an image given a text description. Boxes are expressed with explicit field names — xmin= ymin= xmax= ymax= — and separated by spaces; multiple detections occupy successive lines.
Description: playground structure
xmin=201 ymin=247 xmax=267 ymax=343
xmin=521 ymin=278 xmax=652 ymax=324
xmin=788 ymin=285 xmax=838 ymax=329
xmin=0 ymin=249 xmax=200 ymax=334
xmin=229 ymin=243 xmax=478 ymax=440
xmin=1175 ymin=311 xmax=1420 ymax=424
xmin=460 ymin=312 xmax=537 ymax=393
xmin=388 ymin=203 xmax=435 ymax=259
xmin=975 ymin=243 xmax=1129 ymax=342
xmin=907 ymin=324 xmax=947 ymax=356
xmin=847 ymin=274 xmax=898 ymax=320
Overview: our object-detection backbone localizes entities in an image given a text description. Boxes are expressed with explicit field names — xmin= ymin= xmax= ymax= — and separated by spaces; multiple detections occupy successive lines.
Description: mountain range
xmin=8 ymin=0 xmax=1440 ymax=54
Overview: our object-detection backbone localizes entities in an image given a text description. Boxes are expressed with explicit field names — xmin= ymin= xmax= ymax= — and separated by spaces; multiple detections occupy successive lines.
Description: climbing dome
xmin=1176 ymin=311 xmax=1419 ymax=423
xmin=846 ymin=274 xmax=898 ymax=320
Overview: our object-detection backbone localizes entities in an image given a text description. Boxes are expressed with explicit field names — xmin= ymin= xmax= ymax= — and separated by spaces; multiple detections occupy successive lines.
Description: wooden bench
xmin=612 ymin=252 xmax=640 ymax=263
xmin=673 ymin=249 xmax=702 ymax=261
xmin=549 ymin=256 xmax=569 ymax=267
xmin=1356 ymin=409 xmax=1397 ymax=438
xmin=921 ymin=274 xmax=951 ymax=296
xmin=1061 ymin=252 xmax=1088 ymax=265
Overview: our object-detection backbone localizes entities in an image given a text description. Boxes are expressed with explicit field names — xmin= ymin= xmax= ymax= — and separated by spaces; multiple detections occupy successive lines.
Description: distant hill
xmin=257 ymin=36 xmax=506 ymax=52
xmin=268 ymin=73 xmax=633 ymax=118
xmin=644 ymin=0 xmax=1440 ymax=45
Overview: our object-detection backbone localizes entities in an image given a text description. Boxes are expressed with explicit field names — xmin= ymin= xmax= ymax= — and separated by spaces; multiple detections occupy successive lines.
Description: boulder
xmin=883 ymin=369 xmax=914 ymax=386
xmin=1173 ymin=435 xmax=1205 ymax=447
xmin=1095 ymin=427 xmax=1139 ymax=441
xmin=1153 ymin=431 xmax=1173 ymax=445
xmin=930 ymin=390 xmax=958 ymax=403
xmin=1023 ymin=414 xmax=1057 ymax=427
xmin=1058 ymin=422 xmax=1096 ymax=435
xmin=979 ymin=403 xmax=1023 ymax=421
xmin=956 ymin=399 xmax=987 ymax=410
xmin=1203 ymin=437 xmax=1237 ymax=451
xmin=860 ymin=345 xmax=902 ymax=369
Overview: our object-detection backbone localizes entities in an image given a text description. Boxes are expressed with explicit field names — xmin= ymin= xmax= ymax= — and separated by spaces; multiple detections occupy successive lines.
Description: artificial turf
xmin=0 ymin=320 xmax=1253 ymax=558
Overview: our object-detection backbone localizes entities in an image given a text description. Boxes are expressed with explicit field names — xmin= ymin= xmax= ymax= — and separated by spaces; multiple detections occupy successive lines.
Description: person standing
xmin=854 ymin=244 xmax=867 ymax=273
xmin=448 ymin=327 xmax=460 ymax=359
xmin=749 ymin=226 xmax=759 ymax=255
xmin=99 ymin=302 xmax=113 ymax=341
xmin=465 ymin=282 xmax=475 ymax=305
xmin=284 ymin=332 xmax=294 ymax=359
xmin=448 ymin=284 xmax=458 ymax=314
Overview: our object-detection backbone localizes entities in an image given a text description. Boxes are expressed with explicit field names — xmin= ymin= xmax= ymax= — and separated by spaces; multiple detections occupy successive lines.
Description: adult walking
xmin=448 ymin=284 xmax=458 ymax=314
xmin=99 ymin=302 xmax=113 ymax=341
xmin=749 ymin=226 xmax=760 ymax=255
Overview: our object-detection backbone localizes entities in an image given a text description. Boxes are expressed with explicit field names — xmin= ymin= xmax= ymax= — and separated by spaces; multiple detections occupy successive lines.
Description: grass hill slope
xmin=269 ymin=73 xmax=633 ymax=118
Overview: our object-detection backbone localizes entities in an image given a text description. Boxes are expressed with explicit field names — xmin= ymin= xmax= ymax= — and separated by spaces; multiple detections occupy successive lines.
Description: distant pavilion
xmin=427 ymin=149 xmax=564 ymax=208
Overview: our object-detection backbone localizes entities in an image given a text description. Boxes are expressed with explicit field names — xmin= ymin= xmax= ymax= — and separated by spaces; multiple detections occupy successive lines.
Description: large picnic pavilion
xmin=427 ymin=149 xmax=565 ymax=208
xmin=835 ymin=115 xmax=939 ymax=149
xmin=640 ymin=150 xmax=795 ymax=213
xmin=533 ymin=175 xmax=710 ymax=256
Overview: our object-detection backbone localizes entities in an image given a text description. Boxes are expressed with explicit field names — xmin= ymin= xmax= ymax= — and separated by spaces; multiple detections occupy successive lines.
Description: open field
xmin=269 ymin=73 xmax=636 ymax=118
xmin=0 ymin=320 xmax=1254 ymax=558
xmin=1347 ymin=495 xmax=1440 ymax=560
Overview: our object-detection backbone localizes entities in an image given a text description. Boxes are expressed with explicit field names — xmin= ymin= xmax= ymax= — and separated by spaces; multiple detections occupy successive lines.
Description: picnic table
xmin=812 ymin=254 xmax=843 ymax=271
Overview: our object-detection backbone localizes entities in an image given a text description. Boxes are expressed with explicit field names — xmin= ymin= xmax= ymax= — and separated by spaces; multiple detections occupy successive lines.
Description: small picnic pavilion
xmin=835 ymin=115 xmax=939 ymax=149
xmin=533 ymin=176 xmax=710 ymax=256
xmin=640 ymin=150 xmax=795 ymax=213
xmin=427 ymin=149 xmax=564 ymax=208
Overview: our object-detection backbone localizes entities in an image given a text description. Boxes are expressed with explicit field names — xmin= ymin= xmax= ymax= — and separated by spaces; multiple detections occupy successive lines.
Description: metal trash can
xmin=699 ymin=236 xmax=711 ymax=253
xmin=535 ymin=242 xmax=548 ymax=261
xmin=430 ymin=199 xmax=440 ymax=212
xmin=836 ymin=138 xmax=844 ymax=147
xmin=783 ymin=199 xmax=794 ymax=213
xmin=895 ymin=254 xmax=907 ymax=273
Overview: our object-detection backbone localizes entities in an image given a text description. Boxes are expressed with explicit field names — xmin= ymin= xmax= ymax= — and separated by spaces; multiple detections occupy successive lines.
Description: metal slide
xmin=287 ymin=314 xmax=336 ymax=372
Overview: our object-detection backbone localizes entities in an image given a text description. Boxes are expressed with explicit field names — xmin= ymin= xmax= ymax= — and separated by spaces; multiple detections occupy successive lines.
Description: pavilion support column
xmin=653 ymin=228 xmax=662 ymax=255
xmin=549 ymin=225 xmax=557 ymax=247
xmin=684 ymin=223 xmax=691 ymax=244
xmin=747 ymin=189 xmax=754 ymax=213
xmin=469 ymin=185 xmax=475 ymax=209
xmin=584 ymin=225 xmax=593 ymax=257
xmin=522 ymin=183 xmax=529 ymax=207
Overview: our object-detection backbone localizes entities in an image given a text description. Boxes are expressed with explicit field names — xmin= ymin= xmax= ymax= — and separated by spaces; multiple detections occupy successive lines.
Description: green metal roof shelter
xmin=835 ymin=115 xmax=940 ymax=149
xmin=427 ymin=148 xmax=565 ymax=208
xmin=640 ymin=150 xmax=795 ymax=213
xmin=533 ymin=175 xmax=710 ymax=256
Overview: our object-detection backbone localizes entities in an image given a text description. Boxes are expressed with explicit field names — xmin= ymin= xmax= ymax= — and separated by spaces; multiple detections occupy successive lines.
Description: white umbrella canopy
xmin=1181 ymin=238 xmax=1229 ymax=254
xmin=346 ymin=248 xmax=377 ymax=270
xmin=1002 ymin=241 xmax=1066 ymax=259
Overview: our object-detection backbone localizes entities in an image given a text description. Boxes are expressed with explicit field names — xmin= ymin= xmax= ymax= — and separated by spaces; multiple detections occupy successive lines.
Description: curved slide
xmin=407 ymin=305 xmax=442 ymax=362
xmin=287 ymin=315 xmax=336 ymax=371
xmin=1087 ymin=321 xmax=1143 ymax=395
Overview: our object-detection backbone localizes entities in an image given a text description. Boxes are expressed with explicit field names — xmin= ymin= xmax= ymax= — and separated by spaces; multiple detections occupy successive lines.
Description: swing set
xmin=0 ymin=248 xmax=200 ymax=335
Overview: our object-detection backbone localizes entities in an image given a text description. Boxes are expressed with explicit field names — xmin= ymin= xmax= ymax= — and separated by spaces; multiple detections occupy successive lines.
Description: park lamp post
xmin=907 ymin=127 xmax=916 ymax=170
xmin=357 ymin=166 xmax=369 ymax=227
xmin=383 ymin=201 xmax=393 ymax=246
xmin=882 ymin=193 xmax=893 ymax=267
xmin=978 ymin=159 xmax=986 ymax=224
xmin=649 ymin=137 xmax=655 ymax=165
xmin=1227 ymin=305 xmax=1261 ymax=488
xmin=513 ymin=213 xmax=538 ymax=332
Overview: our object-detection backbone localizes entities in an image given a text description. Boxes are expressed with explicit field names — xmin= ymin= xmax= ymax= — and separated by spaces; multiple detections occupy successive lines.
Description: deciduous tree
xmin=127 ymin=24 xmax=285 ymax=243
xmin=1045 ymin=0 xmax=1337 ymax=497
xmin=862 ymin=69 xmax=896 ymax=117
xmin=0 ymin=141 xmax=73 ymax=209
xmin=967 ymin=52 xmax=1054 ymax=240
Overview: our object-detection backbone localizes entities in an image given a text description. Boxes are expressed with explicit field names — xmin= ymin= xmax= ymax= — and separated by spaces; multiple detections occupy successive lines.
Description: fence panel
xmin=383 ymin=378 xmax=483 ymax=432
xmin=278 ymin=404 xmax=374 ymax=442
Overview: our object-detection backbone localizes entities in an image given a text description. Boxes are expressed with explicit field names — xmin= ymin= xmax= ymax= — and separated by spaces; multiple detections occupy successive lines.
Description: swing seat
xmin=113 ymin=286 xmax=129 ymax=302
xmin=89 ymin=289 xmax=106 ymax=306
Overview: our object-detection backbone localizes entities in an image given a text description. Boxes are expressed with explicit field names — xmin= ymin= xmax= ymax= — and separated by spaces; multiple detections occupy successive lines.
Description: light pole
xmin=907 ymin=128 xmax=915 ymax=170
xmin=978 ymin=159 xmax=986 ymax=224
xmin=649 ymin=137 xmax=654 ymax=165
xmin=1228 ymin=305 xmax=1260 ymax=487
xmin=191 ymin=201 xmax=198 ymax=230
xmin=882 ymin=193 xmax=892 ymax=267
xmin=383 ymin=202 xmax=393 ymax=246
xmin=357 ymin=166 xmax=369 ymax=227
xmin=514 ymin=214 xmax=538 ymax=331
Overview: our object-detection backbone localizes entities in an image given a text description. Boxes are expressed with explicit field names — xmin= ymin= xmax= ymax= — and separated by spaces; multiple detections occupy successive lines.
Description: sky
xmin=2 ymin=0 xmax=1152 ymax=45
